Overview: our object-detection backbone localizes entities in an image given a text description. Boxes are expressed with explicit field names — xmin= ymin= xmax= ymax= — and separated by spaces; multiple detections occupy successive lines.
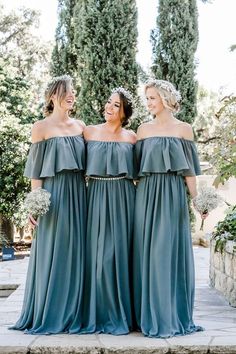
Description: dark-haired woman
xmin=80 ymin=88 xmax=136 ymax=335
xmin=11 ymin=75 xmax=87 ymax=334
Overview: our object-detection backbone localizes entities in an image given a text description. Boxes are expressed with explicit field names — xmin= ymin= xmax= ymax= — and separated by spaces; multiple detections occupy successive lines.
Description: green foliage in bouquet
xmin=212 ymin=205 xmax=236 ymax=254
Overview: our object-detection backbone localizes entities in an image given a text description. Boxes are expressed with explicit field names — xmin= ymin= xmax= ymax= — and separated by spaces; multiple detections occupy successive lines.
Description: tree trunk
xmin=18 ymin=227 xmax=25 ymax=241
xmin=0 ymin=214 xmax=14 ymax=244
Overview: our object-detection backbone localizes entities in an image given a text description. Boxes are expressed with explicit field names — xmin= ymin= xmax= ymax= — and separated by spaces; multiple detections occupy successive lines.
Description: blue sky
xmin=3 ymin=0 xmax=236 ymax=94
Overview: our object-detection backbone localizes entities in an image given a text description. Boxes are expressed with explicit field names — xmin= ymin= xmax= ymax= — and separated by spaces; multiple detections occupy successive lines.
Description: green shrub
xmin=0 ymin=113 xmax=31 ymax=223
xmin=212 ymin=205 xmax=236 ymax=253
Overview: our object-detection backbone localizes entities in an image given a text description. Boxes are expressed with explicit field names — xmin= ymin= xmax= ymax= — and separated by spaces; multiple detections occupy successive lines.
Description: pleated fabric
xmin=133 ymin=137 xmax=203 ymax=338
xmin=81 ymin=141 xmax=136 ymax=335
xmin=11 ymin=136 xmax=86 ymax=334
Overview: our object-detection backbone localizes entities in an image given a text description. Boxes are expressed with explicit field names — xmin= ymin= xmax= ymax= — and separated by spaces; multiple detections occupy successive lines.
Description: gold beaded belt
xmin=89 ymin=176 xmax=126 ymax=181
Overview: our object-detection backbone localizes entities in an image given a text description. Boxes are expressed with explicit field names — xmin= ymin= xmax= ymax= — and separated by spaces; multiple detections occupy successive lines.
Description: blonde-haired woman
xmin=11 ymin=75 xmax=86 ymax=334
xmin=133 ymin=79 xmax=206 ymax=338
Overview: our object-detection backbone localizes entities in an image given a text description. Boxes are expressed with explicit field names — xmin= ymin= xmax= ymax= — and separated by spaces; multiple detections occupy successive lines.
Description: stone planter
xmin=210 ymin=239 xmax=236 ymax=307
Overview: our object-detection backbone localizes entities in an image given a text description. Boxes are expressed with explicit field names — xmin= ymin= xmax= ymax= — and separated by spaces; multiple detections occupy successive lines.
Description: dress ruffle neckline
xmin=86 ymin=140 xmax=137 ymax=179
xmin=24 ymin=135 xmax=85 ymax=178
xmin=136 ymin=136 xmax=201 ymax=177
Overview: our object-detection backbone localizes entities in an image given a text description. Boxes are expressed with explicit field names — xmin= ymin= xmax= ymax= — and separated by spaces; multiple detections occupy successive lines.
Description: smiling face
xmin=104 ymin=93 xmax=124 ymax=124
xmin=145 ymin=86 xmax=165 ymax=116
xmin=59 ymin=86 xmax=75 ymax=111
xmin=52 ymin=83 xmax=75 ymax=112
xmin=44 ymin=75 xmax=76 ymax=116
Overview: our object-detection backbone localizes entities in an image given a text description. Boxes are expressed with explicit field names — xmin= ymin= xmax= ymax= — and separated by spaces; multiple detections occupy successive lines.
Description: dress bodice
xmin=24 ymin=135 xmax=85 ymax=178
xmin=135 ymin=136 xmax=201 ymax=177
xmin=85 ymin=141 xmax=137 ymax=179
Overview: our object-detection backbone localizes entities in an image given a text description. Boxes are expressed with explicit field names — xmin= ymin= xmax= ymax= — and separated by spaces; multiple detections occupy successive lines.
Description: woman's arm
xmin=181 ymin=123 xmax=197 ymax=197
xmin=28 ymin=121 xmax=45 ymax=226
xmin=181 ymin=124 xmax=208 ymax=219
xmin=185 ymin=176 xmax=197 ymax=199
xmin=26 ymin=117 xmax=51 ymax=228
xmin=185 ymin=176 xmax=208 ymax=219
xmin=28 ymin=179 xmax=43 ymax=228
xmin=31 ymin=179 xmax=43 ymax=190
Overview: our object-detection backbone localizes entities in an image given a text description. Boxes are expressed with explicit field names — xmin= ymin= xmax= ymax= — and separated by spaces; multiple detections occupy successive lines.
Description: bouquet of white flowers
xmin=24 ymin=187 xmax=51 ymax=236
xmin=193 ymin=186 xmax=223 ymax=231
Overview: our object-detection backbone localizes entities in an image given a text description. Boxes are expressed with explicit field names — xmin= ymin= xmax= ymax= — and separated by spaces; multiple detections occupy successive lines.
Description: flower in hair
xmin=111 ymin=87 xmax=133 ymax=104
xmin=149 ymin=79 xmax=182 ymax=102
xmin=45 ymin=75 xmax=71 ymax=94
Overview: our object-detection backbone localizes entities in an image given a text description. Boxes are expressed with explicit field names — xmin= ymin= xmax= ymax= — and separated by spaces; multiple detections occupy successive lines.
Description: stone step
xmin=1 ymin=330 xmax=236 ymax=354
xmin=0 ymin=344 xmax=236 ymax=354
xmin=0 ymin=284 xmax=18 ymax=297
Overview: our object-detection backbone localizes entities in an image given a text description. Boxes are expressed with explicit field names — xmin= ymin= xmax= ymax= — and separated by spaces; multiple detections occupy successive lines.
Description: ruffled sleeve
xmin=181 ymin=139 xmax=201 ymax=176
xmin=24 ymin=136 xmax=85 ymax=179
xmin=136 ymin=137 xmax=201 ymax=177
xmin=24 ymin=142 xmax=46 ymax=179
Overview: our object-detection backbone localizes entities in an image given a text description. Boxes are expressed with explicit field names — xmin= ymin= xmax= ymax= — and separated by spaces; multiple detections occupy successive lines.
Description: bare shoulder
xmin=178 ymin=121 xmax=194 ymax=141
xmin=74 ymin=119 xmax=86 ymax=130
xmin=83 ymin=124 xmax=99 ymax=140
xmin=69 ymin=118 xmax=86 ymax=136
xmin=123 ymin=129 xmax=137 ymax=144
xmin=31 ymin=119 xmax=47 ymax=143
xmin=136 ymin=121 xmax=153 ymax=140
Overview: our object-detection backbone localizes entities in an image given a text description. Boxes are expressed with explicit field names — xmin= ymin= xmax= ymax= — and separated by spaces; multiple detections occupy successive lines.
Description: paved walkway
xmin=0 ymin=247 xmax=236 ymax=353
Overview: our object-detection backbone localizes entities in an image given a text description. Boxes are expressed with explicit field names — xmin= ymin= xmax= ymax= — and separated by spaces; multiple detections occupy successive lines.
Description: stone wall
xmin=210 ymin=240 xmax=236 ymax=307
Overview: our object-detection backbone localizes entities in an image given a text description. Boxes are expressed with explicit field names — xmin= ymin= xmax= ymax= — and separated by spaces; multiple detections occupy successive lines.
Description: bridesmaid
xmin=81 ymin=87 xmax=136 ymax=335
xmin=133 ymin=79 xmax=207 ymax=338
xmin=11 ymin=75 xmax=87 ymax=334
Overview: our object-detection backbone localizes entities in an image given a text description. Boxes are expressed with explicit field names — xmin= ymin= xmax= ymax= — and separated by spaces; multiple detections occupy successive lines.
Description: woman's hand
xmin=200 ymin=211 xmax=209 ymax=220
xmin=28 ymin=214 xmax=38 ymax=229
xmin=192 ymin=201 xmax=209 ymax=220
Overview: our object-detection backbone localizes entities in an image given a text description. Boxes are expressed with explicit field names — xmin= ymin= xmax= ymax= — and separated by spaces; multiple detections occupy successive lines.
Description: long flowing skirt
xmin=81 ymin=178 xmax=135 ymax=335
xmin=133 ymin=173 xmax=203 ymax=338
xmin=11 ymin=171 xmax=86 ymax=334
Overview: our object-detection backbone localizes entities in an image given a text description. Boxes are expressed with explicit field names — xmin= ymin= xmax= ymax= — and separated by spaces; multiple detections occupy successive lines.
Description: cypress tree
xmin=151 ymin=0 xmax=198 ymax=123
xmin=51 ymin=0 xmax=79 ymax=81
xmin=74 ymin=0 xmax=138 ymax=124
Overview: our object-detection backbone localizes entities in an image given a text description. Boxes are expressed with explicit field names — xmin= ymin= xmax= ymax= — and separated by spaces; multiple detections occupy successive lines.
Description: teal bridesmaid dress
xmin=11 ymin=136 xmax=86 ymax=334
xmin=133 ymin=137 xmax=203 ymax=338
xmin=81 ymin=141 xmax=136 ymax=335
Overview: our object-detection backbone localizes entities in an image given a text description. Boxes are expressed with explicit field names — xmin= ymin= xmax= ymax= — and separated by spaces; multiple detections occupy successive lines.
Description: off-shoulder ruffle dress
xmin=133 ymin=137 xmax=203 ymax=338
xmin=81 ymin=141 xmax=136 ymax=335
xmin=11 ymin=136 xmax=86 ymax=334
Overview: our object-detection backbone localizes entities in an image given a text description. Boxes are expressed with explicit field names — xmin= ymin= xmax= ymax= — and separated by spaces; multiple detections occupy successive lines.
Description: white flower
xmin=24 ymin=187 xmax=51 ymax=219
xmin=146 ymin=79 xmax=182 ymax=102
xmin=193 ymin=186 xmax=223 ymax=214
xmin=193 ymin=186 xmax=223 ymax=230
xmin=111 ymin=87 xmax=133 ymax=104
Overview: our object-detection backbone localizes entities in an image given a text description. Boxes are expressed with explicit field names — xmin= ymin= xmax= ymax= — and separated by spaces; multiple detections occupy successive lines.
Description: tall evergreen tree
xmin=51 ymin=0 xmax=79 ymax=81
xmin=151 ymin=0 xmax=198 ymax=123
xmin=74 ymin=0 xmax=138 ymax=124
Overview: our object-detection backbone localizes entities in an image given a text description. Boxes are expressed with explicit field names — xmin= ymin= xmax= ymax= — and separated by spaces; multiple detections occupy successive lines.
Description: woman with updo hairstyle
xmin=145 ymin=79 xmax=181 ymax=113
xmin=133 ymin=79 xmax=207 ymax=337
xmin=80 ymin=87 xmax=137 ymax=335
xmin=11 ymin=75 xmax=87 ymax=334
